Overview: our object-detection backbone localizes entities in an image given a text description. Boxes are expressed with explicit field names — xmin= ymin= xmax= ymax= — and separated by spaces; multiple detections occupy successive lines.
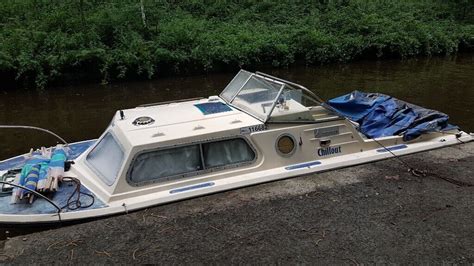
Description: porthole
xmin=276 ymin=134 xmax=296 ymax=156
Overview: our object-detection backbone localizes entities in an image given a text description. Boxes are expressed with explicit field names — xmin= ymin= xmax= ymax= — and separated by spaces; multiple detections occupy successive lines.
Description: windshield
xmin=220 ymin=70 xmax=323 ymax=122
xmin=230 ymin=75 xmax=284 ymax=120
xmin=220 ymin=70 xmax=252 ymax=102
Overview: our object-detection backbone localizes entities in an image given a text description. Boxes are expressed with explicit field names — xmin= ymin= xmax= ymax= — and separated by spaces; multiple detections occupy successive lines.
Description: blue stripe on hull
xmin=285 ymin=161 xmax=321 ymax=171
xmin=169 ymin=182 xmax=215 ymax=194
xmin=376 ymin=144 xmax=408 ymax=153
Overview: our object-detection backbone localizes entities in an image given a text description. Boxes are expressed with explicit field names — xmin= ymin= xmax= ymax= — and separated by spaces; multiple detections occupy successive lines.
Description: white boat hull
xmin=0 ymin=132 xmax=470 ymax=224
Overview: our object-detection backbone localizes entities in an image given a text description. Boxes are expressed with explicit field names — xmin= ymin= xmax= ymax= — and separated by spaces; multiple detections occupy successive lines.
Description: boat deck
xmin=0 ymin=183 xmax=107 ymax=215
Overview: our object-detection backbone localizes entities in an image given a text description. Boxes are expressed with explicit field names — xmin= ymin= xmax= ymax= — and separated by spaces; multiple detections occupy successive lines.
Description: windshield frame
xmin=220 ymin=70 xmax=324 ymax=123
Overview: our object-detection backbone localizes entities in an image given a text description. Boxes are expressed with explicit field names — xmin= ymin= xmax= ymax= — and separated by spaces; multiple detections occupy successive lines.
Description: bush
xmin=0 ymin=0 xmax=472 ymax=88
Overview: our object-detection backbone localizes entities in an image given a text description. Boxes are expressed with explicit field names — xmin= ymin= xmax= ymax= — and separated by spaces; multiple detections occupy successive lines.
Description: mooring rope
xmin=0 ymin=125 xmax=68 ymax=145
xmin=435 ymin=131 xmax=474 ymax=156
xmin=372 ymin=137 xmax=473 ymax=187
xmin=60 ymin=177 xmax=95 ymax=211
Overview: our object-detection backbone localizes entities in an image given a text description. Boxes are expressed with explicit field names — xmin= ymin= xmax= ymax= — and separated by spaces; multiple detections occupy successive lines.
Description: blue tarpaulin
xmin=327 ymin=91 xmax=456 ymax=141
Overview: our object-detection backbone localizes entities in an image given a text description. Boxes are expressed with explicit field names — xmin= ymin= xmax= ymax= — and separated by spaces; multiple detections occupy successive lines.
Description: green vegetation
xmin=0 ymin=0 xmax=473 ymax=88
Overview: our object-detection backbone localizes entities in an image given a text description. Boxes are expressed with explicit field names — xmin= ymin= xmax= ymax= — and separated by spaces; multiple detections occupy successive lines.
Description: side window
xmin=128 ymin=138 xmax=256 ymax=185
xmin=129 ymin=145 xmax=202 ymax=184
xmin=202 ymin=138 xmax=255 ymax=168
xmin=86 ymin=133 xmax=125 ymax=186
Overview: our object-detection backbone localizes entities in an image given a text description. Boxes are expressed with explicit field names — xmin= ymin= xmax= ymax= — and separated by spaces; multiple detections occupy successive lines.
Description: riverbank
xmin=1 ymin=1 xmax=473 ymax=88
xmin=1 ymin=141 xmax=473 ymax=264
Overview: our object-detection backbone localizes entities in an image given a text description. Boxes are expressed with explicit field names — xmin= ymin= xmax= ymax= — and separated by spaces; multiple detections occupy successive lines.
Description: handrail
xmin=255 ymin=71 xmax=325 ymax=104
xmin=0 ymin=125 xmax=68 ymax=145
xmin=137 ymin=97 xmax=205 ymax=107
xmin=0 ymin=181 xmax=62 ymax=222
xmin=266 ymin=117 xmax=343 ymax=124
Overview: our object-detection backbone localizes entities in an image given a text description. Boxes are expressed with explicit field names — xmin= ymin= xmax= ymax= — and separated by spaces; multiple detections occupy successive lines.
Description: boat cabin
xmin=72 ymin=70 xmax=347 ymax=203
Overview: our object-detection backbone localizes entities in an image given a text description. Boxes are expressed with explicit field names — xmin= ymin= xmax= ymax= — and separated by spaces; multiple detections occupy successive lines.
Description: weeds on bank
xmin=0 ymin=1 xmax=472 ymax=88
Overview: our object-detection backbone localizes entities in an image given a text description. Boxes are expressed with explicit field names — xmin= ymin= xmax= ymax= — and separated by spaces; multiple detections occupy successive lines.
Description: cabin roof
xmin=113 ymin=97 xmax=262 ymax=146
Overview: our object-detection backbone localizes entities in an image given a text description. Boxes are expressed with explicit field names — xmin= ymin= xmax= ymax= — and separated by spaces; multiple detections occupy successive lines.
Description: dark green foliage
xmin=0 ymin=0 xmax=472 ymax=88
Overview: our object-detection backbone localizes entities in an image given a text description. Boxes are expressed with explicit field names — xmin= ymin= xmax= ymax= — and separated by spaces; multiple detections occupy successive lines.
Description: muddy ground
xmin=0 ymin=142 xmax=473 ymax=264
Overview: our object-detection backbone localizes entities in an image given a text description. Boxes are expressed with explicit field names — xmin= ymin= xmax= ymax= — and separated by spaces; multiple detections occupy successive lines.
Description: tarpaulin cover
xmin=327 ymin=91 xmax=456 ymax=141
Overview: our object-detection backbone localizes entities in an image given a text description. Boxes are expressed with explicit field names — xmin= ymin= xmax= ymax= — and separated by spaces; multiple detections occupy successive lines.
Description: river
xmin=0 ymin=53 xmax=473 ymax=238
xmin=1 ymin=54 xmax=473 ymax=161
xmin=0 ymin=54 xmax=474 ymax=160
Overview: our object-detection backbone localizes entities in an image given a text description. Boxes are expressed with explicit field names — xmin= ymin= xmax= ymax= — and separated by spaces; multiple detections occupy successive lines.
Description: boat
xmin=0 ymin=70 xmax=472 ymax=224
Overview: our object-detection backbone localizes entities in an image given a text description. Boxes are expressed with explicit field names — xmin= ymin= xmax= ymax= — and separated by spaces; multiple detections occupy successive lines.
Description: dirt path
xmin=1 ymin=143 xmax=473 ymax=264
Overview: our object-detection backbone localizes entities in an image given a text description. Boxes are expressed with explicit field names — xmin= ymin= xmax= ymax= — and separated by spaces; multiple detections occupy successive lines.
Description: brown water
xmin=0 ymin=54 xmax=473 ymax=238
xmin=1 ymin=54 xmax=473 ymax=161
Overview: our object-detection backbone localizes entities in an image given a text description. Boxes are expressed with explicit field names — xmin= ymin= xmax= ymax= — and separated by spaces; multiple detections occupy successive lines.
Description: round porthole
xmin=276 ymin=134 xmax=296 ymax=156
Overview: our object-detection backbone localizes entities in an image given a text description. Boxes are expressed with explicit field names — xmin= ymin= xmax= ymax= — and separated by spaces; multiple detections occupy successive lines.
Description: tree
xmin=140 ymin=0 xmax=147 ymax=28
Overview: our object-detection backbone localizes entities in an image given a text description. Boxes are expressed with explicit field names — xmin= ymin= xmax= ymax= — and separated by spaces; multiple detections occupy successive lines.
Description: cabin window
xmin=86 ymin=133 xmax=125 ymax=186
xmin=202 ymin=138 xmax=255 ymax=168
xmin=127 ymin=138 xmax=256 ymax=185
xmin=129 ymin=145 xmax=202 ymax=184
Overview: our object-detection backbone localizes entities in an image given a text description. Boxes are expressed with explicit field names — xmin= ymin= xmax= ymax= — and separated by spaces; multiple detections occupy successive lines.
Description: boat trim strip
xmin=169 ymin=182 xmax=215 ymax=194
xmin=376 ymin=144 xmax=408 ymax=153
xmin=285 ymin=161 xmax=321 ymax=170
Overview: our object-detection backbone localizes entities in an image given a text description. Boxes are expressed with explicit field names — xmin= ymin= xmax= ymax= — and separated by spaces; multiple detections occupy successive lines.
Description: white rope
xmin=0 ymin=125 xmax=68 ymax=145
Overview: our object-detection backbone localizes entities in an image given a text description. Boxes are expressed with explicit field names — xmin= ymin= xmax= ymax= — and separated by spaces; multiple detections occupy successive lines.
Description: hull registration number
xmin=240 ymin=124 xmax=267 ymax=134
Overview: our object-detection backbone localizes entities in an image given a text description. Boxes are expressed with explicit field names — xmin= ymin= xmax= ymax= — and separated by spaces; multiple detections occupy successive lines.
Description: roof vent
xmin=133 ymin=116 xmax=155 ymax=126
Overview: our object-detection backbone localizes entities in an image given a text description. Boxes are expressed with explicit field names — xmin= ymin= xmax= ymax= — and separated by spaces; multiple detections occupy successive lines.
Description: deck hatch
xmin=194 ymin=102 xmax=232 ymax=115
